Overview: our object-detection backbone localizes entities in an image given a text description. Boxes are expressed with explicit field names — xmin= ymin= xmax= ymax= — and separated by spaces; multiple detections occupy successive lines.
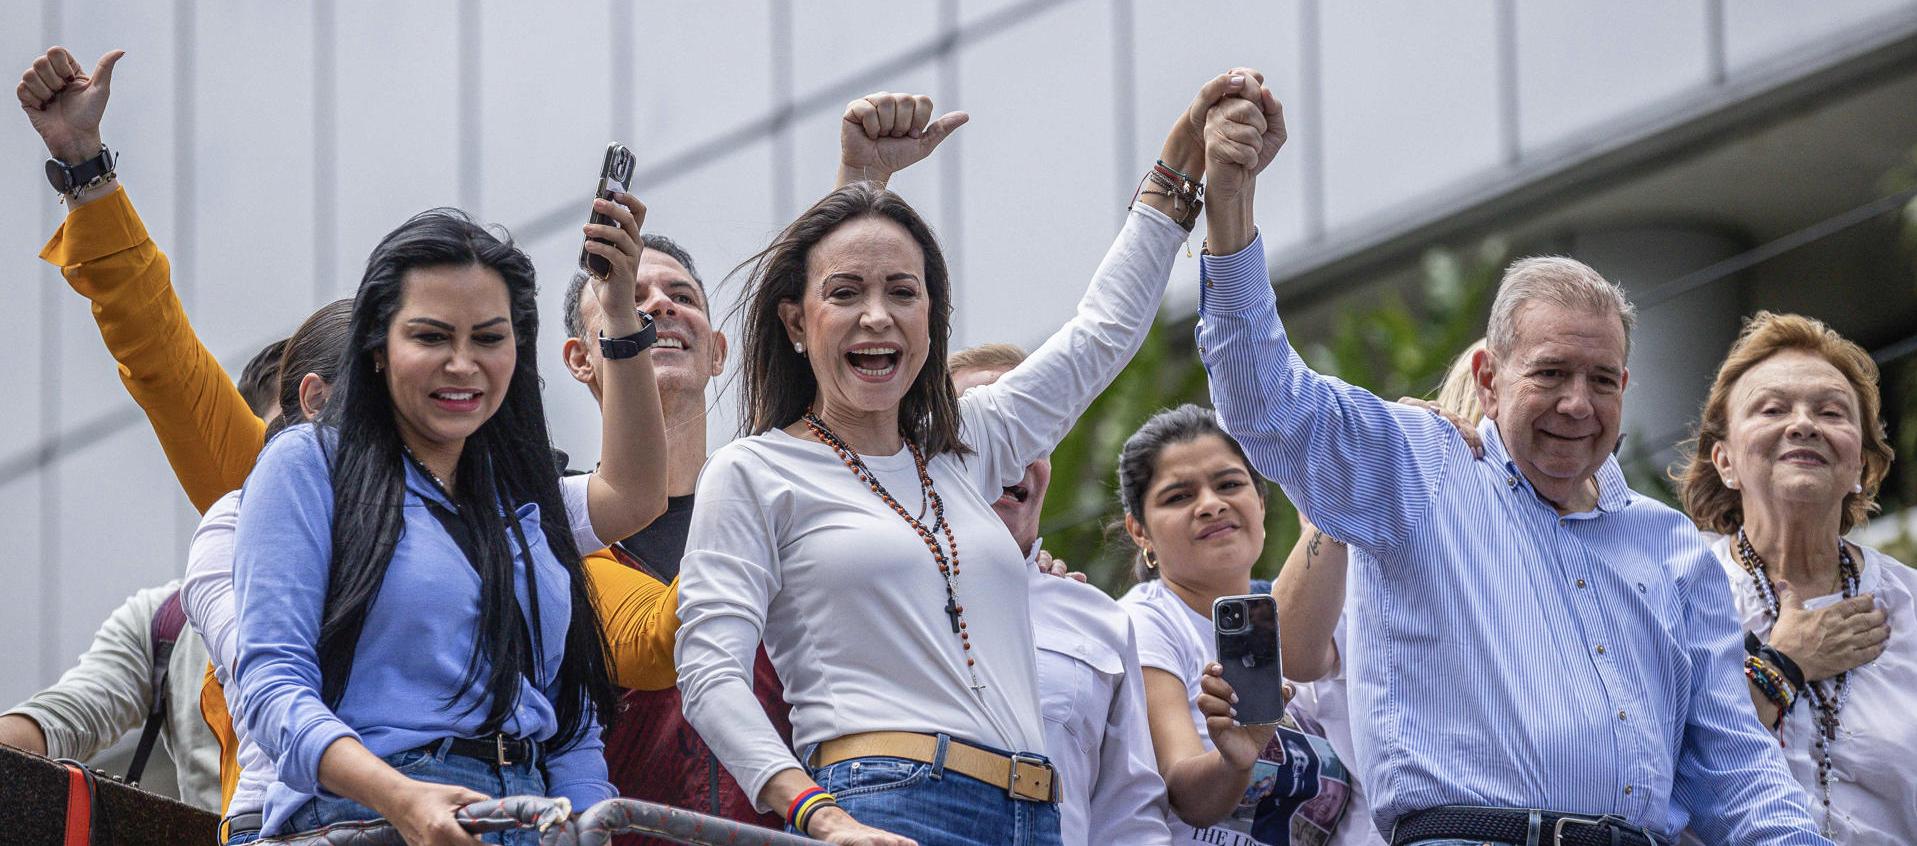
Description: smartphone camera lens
xmin=1219 ymin=600 xmax=1246 ymax=632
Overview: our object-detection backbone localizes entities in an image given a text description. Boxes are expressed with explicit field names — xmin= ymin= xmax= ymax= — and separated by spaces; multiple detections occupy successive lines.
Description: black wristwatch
xmin=598 ymin=310 xmax=658 ymax=359
xmin=46 ymin=144 xmax=117 ymax=198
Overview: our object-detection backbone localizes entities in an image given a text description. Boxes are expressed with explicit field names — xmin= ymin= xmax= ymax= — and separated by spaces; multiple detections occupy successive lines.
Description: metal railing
xmin=260 ymin=796 xmax=816 ymax=846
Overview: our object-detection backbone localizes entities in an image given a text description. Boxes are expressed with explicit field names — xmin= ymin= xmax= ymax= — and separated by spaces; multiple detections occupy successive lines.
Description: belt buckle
xmin=1553 ymin=814 xmax=1649 ymax=846
xmin=1006 ymin=753 xmax=1051 ymax=802
xmin=1552 ymin=815 xmax=1605 ymax=846
xmin=494 ymin=734 xmax=513 ymax=767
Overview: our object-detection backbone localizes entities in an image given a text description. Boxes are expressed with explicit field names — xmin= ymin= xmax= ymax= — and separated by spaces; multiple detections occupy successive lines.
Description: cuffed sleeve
xmin=40 ymin=185 xmax=265 ymax=513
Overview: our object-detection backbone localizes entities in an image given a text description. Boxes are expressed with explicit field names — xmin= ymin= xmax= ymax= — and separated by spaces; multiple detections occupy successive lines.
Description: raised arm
xmin=957 ymin=73 xmax=1253 ymax=494
xmin=20 ymin=46 xmax=263 ymax=513
xmin=1194 ymin=75 xmax=1455 ymax=554
xmin=833 ymin=91 xmax=968 ymax=191
xmin=1272 ymin=517 xmax=1345 ymax=682
xmin=578 ymin=193 xmax=670 ymax=541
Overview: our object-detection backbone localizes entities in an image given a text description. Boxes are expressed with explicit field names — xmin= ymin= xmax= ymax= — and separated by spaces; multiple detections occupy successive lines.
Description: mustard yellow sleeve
xmin=39 ymin=185 xmax=266 ymax=513
xmin=583 ymin=549 xmax=681 ymax=691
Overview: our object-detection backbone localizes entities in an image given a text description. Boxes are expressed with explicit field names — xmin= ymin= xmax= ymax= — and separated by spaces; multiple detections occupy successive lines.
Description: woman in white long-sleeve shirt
xmin=675 ymin=72 xmax=1264 ymax=846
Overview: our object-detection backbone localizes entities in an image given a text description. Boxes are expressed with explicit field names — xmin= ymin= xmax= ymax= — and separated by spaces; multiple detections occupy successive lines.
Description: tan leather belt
xmin=812 ymin=731 xmax=1057 ymax=803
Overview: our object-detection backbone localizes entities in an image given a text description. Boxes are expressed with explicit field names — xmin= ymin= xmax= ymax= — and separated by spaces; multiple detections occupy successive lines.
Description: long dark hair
xmin=1117 ymin=404 xmax=1268 ymax=583
xmin=313 ymin=208 xmax=613 ymax=746
xmin=266 ymin=298 xmax=354 ymax=436
xmin=735 ymin=182 xmax=968 ymax=456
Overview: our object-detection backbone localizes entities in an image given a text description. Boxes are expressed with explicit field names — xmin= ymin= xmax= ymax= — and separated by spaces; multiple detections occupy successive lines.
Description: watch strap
xmin=45 ymin=145 xmax=117 ymax=197
xmin=598 ymin=313 xmax=657 ymax=359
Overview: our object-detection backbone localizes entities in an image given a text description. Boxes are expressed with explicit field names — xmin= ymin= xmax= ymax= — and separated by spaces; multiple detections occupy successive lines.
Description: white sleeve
xmin=1089 ymin=618 xmax=1175 ymax=843
xmin=181 ymin=492 xmax=242 ymax=679
xmin=560 ymin=473 xmax=609 ymax=553
xmin=5 ymin=582 xmax=177 ymax=761
xmin=674 ymin=446 xmax=796 ymax=811
xmin=957 ymin=204 xmax=1186 ymax=495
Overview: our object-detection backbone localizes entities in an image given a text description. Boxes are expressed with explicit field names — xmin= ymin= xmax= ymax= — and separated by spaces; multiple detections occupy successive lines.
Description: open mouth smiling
xmin=845 ymin=343 xmax=901 ymax=380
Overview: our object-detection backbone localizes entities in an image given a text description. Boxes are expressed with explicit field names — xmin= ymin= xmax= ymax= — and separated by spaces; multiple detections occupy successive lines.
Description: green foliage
xmin=1043 ymin=240 xmax=1506 ymax=595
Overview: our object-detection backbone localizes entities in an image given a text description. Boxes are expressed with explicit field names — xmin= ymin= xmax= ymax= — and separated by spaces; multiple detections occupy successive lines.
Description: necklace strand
xmin=803 ymin=413 xmax=984 ymax=693
xmin=1735 ymin=526 xmax=1856 ymax=837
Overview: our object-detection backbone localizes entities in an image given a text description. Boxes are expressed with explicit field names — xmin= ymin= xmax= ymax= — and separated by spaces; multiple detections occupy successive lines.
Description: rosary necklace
xmin=803 ymin=413 xmax=984 ymax=693
xmin=1735 ymin=526 xmax=1857 ymax=837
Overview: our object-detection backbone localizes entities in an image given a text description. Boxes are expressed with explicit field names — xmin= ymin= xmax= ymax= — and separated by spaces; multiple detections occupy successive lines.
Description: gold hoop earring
xmin=1144 ymin=548 xmax=1159 ymax=569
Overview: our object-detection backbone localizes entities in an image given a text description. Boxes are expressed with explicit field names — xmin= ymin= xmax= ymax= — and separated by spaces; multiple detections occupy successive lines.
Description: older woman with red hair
xmin=1676 ymin=311 xmax=1910 ymax=842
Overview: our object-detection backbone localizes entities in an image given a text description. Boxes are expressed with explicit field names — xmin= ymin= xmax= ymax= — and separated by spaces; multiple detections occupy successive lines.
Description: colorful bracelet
xmin=787 ymin=787 xmax=838 ymax=834
xmin=1744 ymin=655 xmax=1796 ymax=724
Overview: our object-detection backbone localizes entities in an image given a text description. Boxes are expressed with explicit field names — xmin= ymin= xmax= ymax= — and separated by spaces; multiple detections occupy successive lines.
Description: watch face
xmin=45 ymin=158 xmax=71 ymax=192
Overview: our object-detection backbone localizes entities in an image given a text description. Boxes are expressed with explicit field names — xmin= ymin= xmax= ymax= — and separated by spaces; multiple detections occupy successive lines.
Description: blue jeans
xmin=281 ymin=739 xmax=548 ymax=846
xmin=222 ymin=832 xmax=261 ymax=846
xmin=804 ymin=735 xmax=1061 ymax=846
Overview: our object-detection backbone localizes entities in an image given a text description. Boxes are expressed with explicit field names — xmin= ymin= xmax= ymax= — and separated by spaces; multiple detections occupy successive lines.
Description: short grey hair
xmin=562 ymin=232 xmax=705 ymax=340
xmin=1486 ymin=256 xmax=1637 ymax=358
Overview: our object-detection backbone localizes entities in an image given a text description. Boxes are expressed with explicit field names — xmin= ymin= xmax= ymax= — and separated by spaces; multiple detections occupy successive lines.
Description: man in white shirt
xmin=951 ymin=343 xmax=1172 ymax=846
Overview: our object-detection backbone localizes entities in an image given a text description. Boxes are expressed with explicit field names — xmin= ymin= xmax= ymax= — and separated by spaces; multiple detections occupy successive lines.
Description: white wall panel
xmin=0 ymin=7 xmax=53 ymax=471
xmin=1726 ymin=0 xmax=1917 ymax=74
xmin=1319 ymin=1 xmax=1503 ymax=230
xmin=621 ymin=1 xmax=773 ymax=184
xmin=1131 ymin=0 xmax=1310 ymax=254
xmin=791 ymin=3 xmax=941 ymax=216
xmin=46 ymin=425 xmax=190 ymax=697
xmin=479 ymin=0 xmax=612 ymax=230
xmin=332 ymin=0 xmax=463 ymax=289
xmin=188 ymin=5 xmax=317 ymax=365
xmin=957 ymin=0 xmax=1118 ymax=352
xmin=0 ymin=472 xmax=46 ymax=705
xmin=1515 ymin=2 xmax=1713 ymax=155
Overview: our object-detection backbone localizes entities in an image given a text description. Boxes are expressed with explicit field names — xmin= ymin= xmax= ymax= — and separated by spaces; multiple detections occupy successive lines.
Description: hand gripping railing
xmin=258 ymin=796 xmax=817 ymax=846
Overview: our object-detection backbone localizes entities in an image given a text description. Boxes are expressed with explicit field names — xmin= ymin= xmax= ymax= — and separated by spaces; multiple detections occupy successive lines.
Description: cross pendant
xmin=945 ymin=596 xmax=961 ymax=634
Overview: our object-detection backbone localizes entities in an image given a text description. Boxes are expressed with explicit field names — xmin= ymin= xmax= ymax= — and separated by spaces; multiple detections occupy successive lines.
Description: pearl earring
xmin=1854 ymin=482 xmax=1864 ymax=494
xmin=1723 ymin=477 xmax=1737 ymax=490
xmin=794 ymin=341 xmax=806 ymax=354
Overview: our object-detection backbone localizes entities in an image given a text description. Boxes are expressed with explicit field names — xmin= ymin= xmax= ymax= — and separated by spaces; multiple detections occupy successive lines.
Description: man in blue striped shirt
xmin=1189 ymin=74 xmax=1826 ymax=845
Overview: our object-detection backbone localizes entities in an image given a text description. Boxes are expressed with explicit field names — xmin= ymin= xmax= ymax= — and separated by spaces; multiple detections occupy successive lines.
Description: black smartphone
xmin=580 ymin=142 xmax=637 ymax=278
xmin=1213 ymin=593 xmax=1285 ymax=725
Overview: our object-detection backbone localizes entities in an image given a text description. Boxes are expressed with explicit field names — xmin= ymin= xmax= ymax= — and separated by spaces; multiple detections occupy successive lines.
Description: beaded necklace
xmin=802 ymin=413 xmax=985 ymax=693
xmin=1734 ymin=526 xmax=1857 ymax=837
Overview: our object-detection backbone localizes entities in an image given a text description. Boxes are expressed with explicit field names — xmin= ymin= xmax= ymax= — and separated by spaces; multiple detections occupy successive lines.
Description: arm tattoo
xmin=1306 ymin=530 xmax=1323 ymax=568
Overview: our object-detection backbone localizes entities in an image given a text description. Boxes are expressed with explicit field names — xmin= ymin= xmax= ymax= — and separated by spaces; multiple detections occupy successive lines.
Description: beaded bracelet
xmin=1744 ymin=655 xmax=1796 ymax=726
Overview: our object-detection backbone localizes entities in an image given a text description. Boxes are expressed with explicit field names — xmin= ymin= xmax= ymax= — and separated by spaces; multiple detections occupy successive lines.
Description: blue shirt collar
xmin=1475 ymin=417 xmax=1632 ymax=516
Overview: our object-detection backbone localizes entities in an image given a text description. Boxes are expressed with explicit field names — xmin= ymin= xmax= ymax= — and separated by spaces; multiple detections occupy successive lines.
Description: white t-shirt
xmin=1284 ymin=617 xmax=1386 ymax=846
xmin=1120 ymin=579 xmax=1353 ymax=846
xmin=1029 ymin=563 xmax=1171 ymax=846
xmin=182 ymin=475 xmax=607 ymax=815
xmin=675 ymin=203 xmax=1187 ymax=809
xmin=1709 ymin=534 xmax=1917 ymax=844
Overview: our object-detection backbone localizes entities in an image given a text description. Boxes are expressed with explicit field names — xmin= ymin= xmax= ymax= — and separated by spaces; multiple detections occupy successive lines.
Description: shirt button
xmin=1506 ymin=476 xmax=1518 ymax=488
xmin=1197 ymin=345 xmax=1207 ymax=355
xmin=1575 ymin=578 xmax=1587 ymax=589
xmin=1624 ymin=784 xmax=1634 ymax=795
xmin=1617 ymin=709 xmax=1628 ymax=721
xmin=1637 ymin=583 xmax=1647 ymax=593
xmin=1595 ymin=644 xmax=1607 ymax=655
